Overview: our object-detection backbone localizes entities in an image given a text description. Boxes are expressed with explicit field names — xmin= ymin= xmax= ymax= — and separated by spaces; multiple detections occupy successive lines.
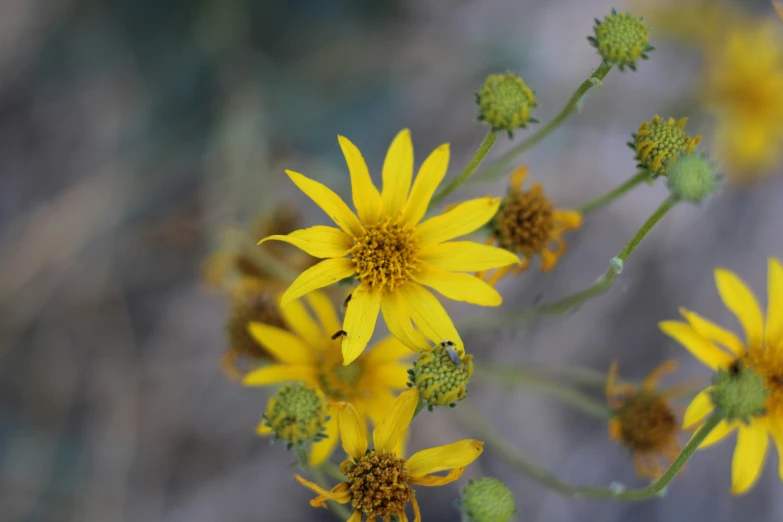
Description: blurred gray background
xmin=1 ymin=0 xmax=782 ymax=521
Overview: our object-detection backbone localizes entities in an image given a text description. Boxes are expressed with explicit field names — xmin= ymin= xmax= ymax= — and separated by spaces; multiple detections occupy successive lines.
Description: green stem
xmin=430 ymin=130 xmax=497 ymax=206
xmin=320 ymin=460 xmax=348 ymax=482
xmin=478 ymin=61 xmax=613 ymax=181
xmin=310 ymin=468 xmax=352 ymax=521
xmin=459 ymin=403 xmax=721 ymax=500
xmin=576 ymin=171 xmax=650 ymax=214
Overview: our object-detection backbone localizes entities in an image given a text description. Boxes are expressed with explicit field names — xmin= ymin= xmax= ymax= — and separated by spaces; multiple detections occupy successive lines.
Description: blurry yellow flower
xmin=261 ymin=130 xmax=520 ymax=363
xmin=659 ymin=258 xmax=783 ymax=494
xmin=295 ymin=387 xmax=484 ymax=522
xmin=243 ymin=291 xmax=412 ymax=466
xmin=775 ymin=1 xmax=783 ymax=22
xmin=482 ymin=166 xmax=581 ymax=286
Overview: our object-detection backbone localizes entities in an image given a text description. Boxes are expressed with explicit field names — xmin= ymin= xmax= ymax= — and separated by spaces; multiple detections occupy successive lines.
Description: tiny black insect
xmin=728 ymin=360 xmax=742 ymax=376
xmin=343 ymin=293 xmax=352 ymax=309
xmin=331 ymin=330 xmax=348 ymax=340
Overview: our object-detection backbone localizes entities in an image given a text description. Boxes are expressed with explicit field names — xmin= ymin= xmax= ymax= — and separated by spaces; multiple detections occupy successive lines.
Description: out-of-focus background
xmin=1 ymin=0 xmax=782 ymax=521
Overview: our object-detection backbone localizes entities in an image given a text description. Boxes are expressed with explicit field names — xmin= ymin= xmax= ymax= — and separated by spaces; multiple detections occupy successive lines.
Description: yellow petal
xmin=348 ymin=511 xmax=362 ymax=522
xmin=356 ymin=388 xmax=396 ymax=427
xmin=370 ymin=363 xmax=411 ymax=389
xmin=412 ymin=497 xmax=422 ymax=522
xmin=401 ymin=143 xmax=449 ymax=226
xmin=380 ymin=292 xmax=431 ymax=351
xmin=336 ymin=402 xmax=368 ymax=459
xmin=715 ymin=268 xmax=764 ymax=349
xmin=338 ymin=135 xmax=381 ymax=224
xmin=280 ymin=258 xmax=355 ymax=306
xmin=256 ymin=421 xmax=272 ymax=436
xmin=293 ymin=475 xmax=351 ymax=507
xmin=247 ymin=323 xmax=314 ymax=364
xmin=259 ymin=226 xmax=352 ymax=258
xmin=341 ymin=284 xmax=382 ymax=365
xmin=309 ymin=415 xmax=339 ymax=467
xmin=699 ymin=419 xmax=737 ymax=449
xmin=771 ymin=429 xmax=783 ymax=481
xmin=683 ymin=387 xmax=715 ymax=429
xmin=658 ymin=321 xmax=734 ymax=370
xmin=418 ymin=241 xmax=520 ymax=272
xmin=279 ymin=298 xmax=326 ymax=349
xmin=554 ymin=209 xmax=582 ymax=228
xmin=366 ymin=336 xmax=417 ymax=365
xmin=242 ymin=364 xmax=318 ymax=386
xmin=731 ymin=424 xmax=768 ymax=494
xmin=398 ymin=283 xmax=463 ymax=351
xmin=766 ymin=258 xmax=783 ymax=347
xmin=679 ymin=308 xmax=745 ymax=357
xmin=409 ymin=467 xmax=465 ymax=486
xmin=380 ymin=129 xmax=414 ymax=217
xmin=406 ymin=439 xmax=484 ymax=478
xmin=306 ymin=291 xmax=341 ymax=337
xmin=285 ymin=170 xmax=363 ymax=236
xmin=415 ymin=197 xmax=501 ymax=247
xmin=413 ymin=264 xmax=503 ymax=306
xmin=373 ymin=387 xmax=418 ymax=453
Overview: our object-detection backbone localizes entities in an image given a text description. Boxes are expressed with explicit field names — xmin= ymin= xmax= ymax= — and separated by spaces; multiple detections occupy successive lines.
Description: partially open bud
xmin=666 ymin=154 xmax=720 ymax=203
xmin=409 ymin=341 xmax=473 ymax=411
xmin=631 ymin=115 xmax=701 ymax=177
xmin=710 ymin=362 xmax=768 ymax=423
xmin=588 ymin=9 xmax=653 ymax=71
xmin=459 ymin=477 xmax=517 ymax=522
xmin=476 ymin=72 xmax=537 ymax=137
xmin=262 ymin=383 xmax=329 ymax=447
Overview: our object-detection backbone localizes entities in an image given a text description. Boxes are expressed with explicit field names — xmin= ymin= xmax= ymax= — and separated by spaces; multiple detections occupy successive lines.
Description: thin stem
xmin=458 ymin=403 xmax=721 ymax=500
xmin=310 ymin=468 xmax=352 ymax=521
xmin=320 ymin=460 xmax=347 ymax=482
xmin=576 ymin=171 xmax=650 ymax=214
xmin=478 ymin=61 xmax=613 ymax=181
xmin=430 ymin=130 xmax=497 ymax=207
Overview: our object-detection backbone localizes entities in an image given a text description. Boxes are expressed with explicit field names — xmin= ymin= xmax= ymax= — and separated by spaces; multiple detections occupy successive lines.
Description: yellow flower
xmin=295 ymin=387 xmax=484 ymax=522
xmin=482 ymin=166 xmax=581 ymax=286
xmin=605 ymin=360 xmax=686 ymax=479
xmin=659 ymin=258 xmax=783 ymax=494
xmin=261 ymin=130 xmax=521 ymax=363
xmin=243 ymin=291 xmax=412 ymax=466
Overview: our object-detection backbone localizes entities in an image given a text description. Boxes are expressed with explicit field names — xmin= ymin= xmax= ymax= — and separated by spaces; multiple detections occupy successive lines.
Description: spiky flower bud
xmin=262 ymin=383 xmax=329 ymax=447
xmin=476 ymin=73 xmax=538 ymax=137
xmin=459 ymin=477 xmax=517 ymax=522
xmin=588 ymin=9 xmax=653 ymax=71
xmin=710 ymin=362 xmax=768 ymax=423
xmin=631 ymin=115 xmax=702 ymax=177
xmin=409 ymin=341 xmax=473 ymax=410
xmin=666 ymin=154 xmax=720 ymax=203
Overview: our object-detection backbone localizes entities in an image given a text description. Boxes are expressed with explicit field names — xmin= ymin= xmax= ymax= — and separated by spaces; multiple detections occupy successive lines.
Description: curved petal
xmin=370 ymin=363 xmax=411 ymax=389
xmin=380 ymin=292 xmax=431 ymax=351
xmin=259 ymin=226 xmax=352 ymax=259
xmin=285 ymin=170 xmax=363 ymax=236
xmin=366 ymin=336 xmax=417 ymax=364
xmin=418 ymin=241 xmax=520 ymax=272
xmin=679 ymin=308 xmax=745 ymax=357
xmin=280 ymin=258 xmax=356 ymax=307
xmin=341 ymin=284 xmax=382 ymax=365
xmin=373 ymin=387 xmax=418 ymax=453
xmin=294 ymin=475 xmax=351 ymax=507
xmin=406 ymin=439 xmax=484 ymax=478
xmin=412 ymin=497 xmax=422 ymax=522
xmin=401 ymin=143 xmax=449 ymax=226
xmin=413 ymin=264 xmax=502 ymax=306
xmin=715 ymin=268 xmax=764 ymax=349
xmin=242 ymin=364 xmax=318 ymax=386
xmin=398 ymin=283 xmax=463 ymax=351
xmin=409 ymin=467 xmax=465 ymax=486
xmin=554 ymin=209 xmax=583 ymax=228
xmin=309 ymin=415 xmax=339 ymax=467
xmin=306 ymin=291 xmax=341 ymax=337
xmin=731 ymin=424 xmax=768 ymax=494
xmin=380 ymin=129 xmax=414 ymax=218
xmin=356 ymin=388 xmax=396 ymax=427
xmin=336 ymin=402 xmax=368 ymax=460
xmin=683 ymin=387 xmax=715 ymax=429
xmin=658 ymin=321 xmax=734 ymax=370
xmin=247 ymin=323 xmax=314 ymax=364
xmin=772 ymin=428 xmax=783 ymax=481
xmin=256 ymin=422 xmax=272 ymax=436
xmin=338 ymin=135 xmax=381 ymax=224
xmin=348 ymin=511 xmax=362 ymax=522
xmin=699 ymin=419 xmax=737 ymax=449
xmin=766 ymin=258 xmax=783 ymax=348
xmin=415 ymin=197 xmax=501 ymax=247
xmin=279 ymin=298 xmax=326 ymax=349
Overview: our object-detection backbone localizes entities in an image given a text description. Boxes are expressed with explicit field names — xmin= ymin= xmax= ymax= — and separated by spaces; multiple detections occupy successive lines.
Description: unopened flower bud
xmin=262 ymin=383 xmax=329 ymax=447
xmin=409 ymin=341 xmax=473 ymax=410
xmin=666 ymin=154 xmax=720 ymax=203
xmin=588 ymin=9 xmax=653 ymax=71
xmin=631 ymin=115 xmax=701 ymax=177
xmin=459 ymin=477 xmax=516 ymax=522
xmin=476 ymin=73 xmax=538 ymax=137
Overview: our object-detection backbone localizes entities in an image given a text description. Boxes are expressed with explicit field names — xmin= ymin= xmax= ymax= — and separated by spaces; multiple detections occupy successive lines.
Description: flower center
xmin=747 ymin=350 xmax=783 ymax=418
xmin=227 ymin=291 xmax=285 ymax=361
xmin=350 ymin=217 xmax=419 ymax=291
xmin=318 ymin=359 xmax=364 ymax=401
xmin=617 ymin=393 xmax=677 ymax=452
xmin=494 ymin=185 xmax=554 ymax=256
xmin=344 ymin=450 xmax=414 ymax=520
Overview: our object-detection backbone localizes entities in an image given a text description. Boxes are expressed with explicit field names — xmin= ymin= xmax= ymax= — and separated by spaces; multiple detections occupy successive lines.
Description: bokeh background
xmin=2 ymin=0 xmax=783 ymax=521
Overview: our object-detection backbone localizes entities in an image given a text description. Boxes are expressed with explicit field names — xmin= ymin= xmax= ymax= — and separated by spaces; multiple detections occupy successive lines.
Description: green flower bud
xmin=460 ymin=477 xmax=516 ymax=522
xmin=262 ymin=383 xmax=329 ymax=446
xmin=631 ymin=115 xmax=702 ymax=177
xmin=710 ymin=362 xmax=768 ymax=423
xmin=409 ymin=341 xmax=473 ymax=410
xmin=476 ymin=72 xmax=538 ymax=137
xmin=666 ymin=154 xmax=720 ymax=203
xmin=588 ymin=9 xmax=653 ymax=71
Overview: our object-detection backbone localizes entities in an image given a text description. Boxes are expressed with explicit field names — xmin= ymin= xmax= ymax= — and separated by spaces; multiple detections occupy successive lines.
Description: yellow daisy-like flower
xmin=482 ymin=166 xmax=581 ymax=286
xmin=261 ymin=130 xmax=521 ymax=363
xmin=295 ymin=387 xmax=484 ymax=522
xmin=659 ymin=258 xmax=783 ymax=494
xmin=243 ymin=291 xmax=412 ymax=466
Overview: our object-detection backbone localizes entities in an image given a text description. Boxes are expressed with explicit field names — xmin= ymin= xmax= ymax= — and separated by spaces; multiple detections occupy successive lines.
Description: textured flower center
xmin=494 ymin=185 xmax=554 ymax=256
xmin=634 ymin=116 xmax=700 ymax=176
xmin=617 ymin=393 xmax=677 ymax=452
xmin=318 ymin=359 xmax=364 ymax=401
xmin=344 ymin=450 xmax=414 ymax=520
xmin=264 ymin=383 xmax=328 ymax=444
xmin=748 ymin=350 xmax=783 ymax=418
xmin=412 ymin=343 xmax=474 ymax=408
xmin=350 ymin=217 xmax=419 ymax=291
xmin=593 ymin=12 xmax=648 ymax=66
xmin=227 ymin=292 xmax=285 ymax=360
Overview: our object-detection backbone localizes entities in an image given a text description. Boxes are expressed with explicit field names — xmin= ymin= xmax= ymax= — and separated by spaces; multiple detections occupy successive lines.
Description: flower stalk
xmin=430 ymin=130 xmax=498 ymax=207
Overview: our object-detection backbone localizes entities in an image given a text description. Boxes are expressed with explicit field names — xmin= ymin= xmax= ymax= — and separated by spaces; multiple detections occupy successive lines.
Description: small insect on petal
xmin=331 ymin=330 xmax=348 ymax=340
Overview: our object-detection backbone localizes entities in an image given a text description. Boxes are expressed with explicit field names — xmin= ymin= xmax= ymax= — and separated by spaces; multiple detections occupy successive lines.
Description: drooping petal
xmin=338 ymin=135 xmax=381 ymax=224
xmin=306 ymin=291 xmax=341 ymax=337
xmin=679 ymin=308 xmax=745 ymax=357
xmin=373 ymin=387 xmax=418 ymax=453
xmin=247 ymin=323 xmax=314 ymax=364
xmin=413 ymin=264 xmax=502 ymax=306
xmin=279 ymin=298 xmax=326 ymax=349
xmin=347 ymin=511 xmax=362 ymax=522
xmin=401 ymin=143 xmax=449 ymax=226
xmin=341 ymin=284 xmax=382 ymax=365
xmin=682 ymin=387 xmax=715 ymax=429
xmin=415 ymin=197 xmax=501 ymax=247
xmin=771 ymin=429 xmax=783 ymax=481
xmin=731 ymin=424 xmax=768 ymax=494
xmin=294 ymin=475 xmax=351 ymax=507
xmin=309 ymin=415 xmax=339 ymax=467
xmin=406 ymin=439 xmax=484 ymax=477
xmin=766 ymin=258 xmax=783 ymax=348
xmin=259 ymin=226 xmax=353 ymax=259
xmin=280 ymin=258 xmax=356 ymax=306
xmin=418 ymin=241 xmax=520 ymax=272
xmin=715 ymin=268 xmax=764 ymax=349
xmin=285 ymin=170 xmax=363 ymax=236
xmin=554 ymin=209 xmax=583 ymax=229
xmin=412 ymin=497 xmax=422 ymax=522
xmin=398 ymin=283 xmax=463 ymax=351
xmin=380 ymin=129 xmax=414 ymax=218
xmin=658 ymin=321 xmax=734 ymax=370
xmin=336 ymin=402 xmax=368 ymax=460
xmin=366 ymin=336 xmax=417 ymax=364
xmin=699 ymin=419 xmax=737 ymax=449
xmin=380 ymin=292 xmax=431 ymax=351
xmin=242 ymin=364 xmax=318 ymax=386
xmin=409 ymin=467 xmax=465 ymax=486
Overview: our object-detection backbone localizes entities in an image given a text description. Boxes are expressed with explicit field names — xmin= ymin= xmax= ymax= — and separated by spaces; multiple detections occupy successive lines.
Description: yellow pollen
xmin=616 ymin=393 xmax=678 ymax=453
xmin=344 ymin=450 xmax=414 ymax=521
xmin=350 ymin=217 xmax=419 ymax=291
xmin=494 ymin=184 xmax=555 ymax=256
